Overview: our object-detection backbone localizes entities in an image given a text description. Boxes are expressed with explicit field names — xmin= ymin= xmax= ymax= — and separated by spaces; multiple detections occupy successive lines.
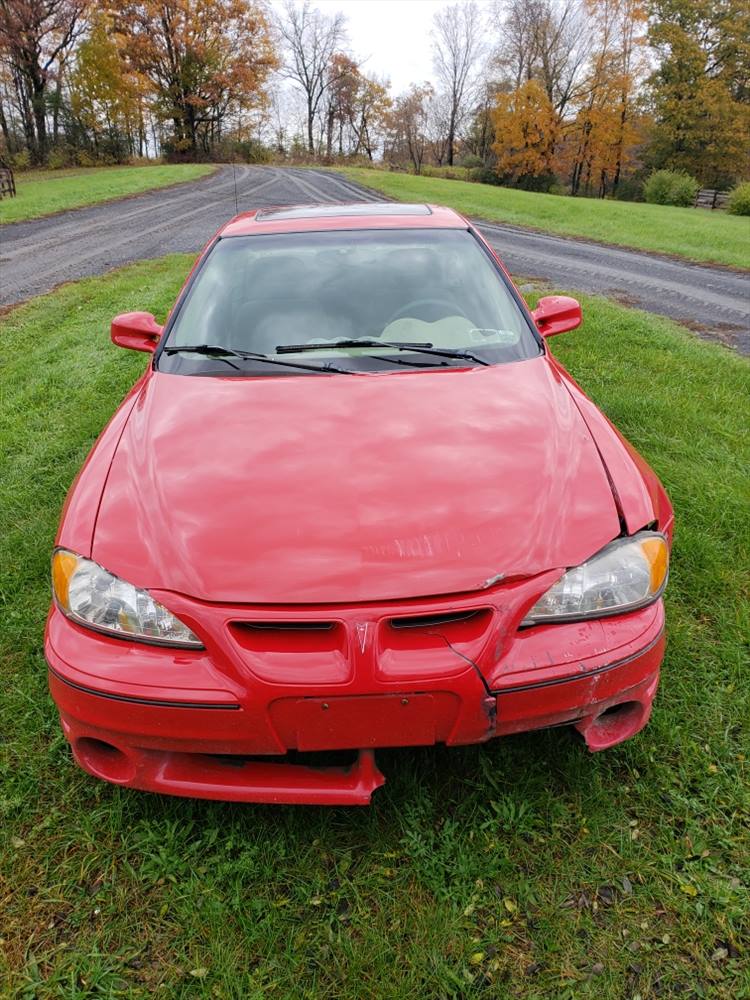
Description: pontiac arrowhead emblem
xmin=355 ymin=622 xmax=369 ymax=653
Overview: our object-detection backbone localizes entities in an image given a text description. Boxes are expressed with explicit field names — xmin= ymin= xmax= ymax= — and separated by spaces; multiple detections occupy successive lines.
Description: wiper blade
xmin=277 ymin=339 xmax=432 ymax=354
xmin=162 ymin=344 xmax=356 ymax=375
xmin=397 ymin=344 xmax=490 ymax=366
xmin=162 ymin=344 xmax=242 ymax=369
xmin=276 ymin=339 xmax=489 ymax=366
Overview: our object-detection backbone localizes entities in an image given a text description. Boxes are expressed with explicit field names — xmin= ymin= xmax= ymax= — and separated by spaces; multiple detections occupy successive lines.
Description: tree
xmin=276 ymin=0 xmax=347 ymax=154
xmin=490 ymin=79 xmax=558 ymax=184
xmin=322 ymin=51 xmax=357 ymax=156
xmin=67 ymin=11 xmax=146 ymax=158
xmin=387 ymin=84 xmax=432 ymax=173
xmin=0 ymin=0 xmax=88 ymax=162
xmin=431 ymin=1 xmax=484 ymax=165
xmin=491 ymin=0 xmax=587 ymax=120
xmin=567 ymin=0 xmax=648 ymax=197
xmin=462 ymin=80 xmax=500 ymax=167
xmin=646 ymin=0 xmax=750 ymax=186
xmin=347 ymin=72 xmax=390 ymax=160
xmin=116 ymin=0 xmax=277 ymax=157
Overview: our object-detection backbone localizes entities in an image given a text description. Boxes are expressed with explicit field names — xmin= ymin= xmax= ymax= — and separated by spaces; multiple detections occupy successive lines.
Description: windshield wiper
xmin=277 ymin=339 xmax=490 ymax=366
xmin=277 ymin=339 xmax=432 ymax=354
xmin=162 ymin=344 xmax=356 ymax=375
xmin=392 ymin=344 xmax=490 ymax=366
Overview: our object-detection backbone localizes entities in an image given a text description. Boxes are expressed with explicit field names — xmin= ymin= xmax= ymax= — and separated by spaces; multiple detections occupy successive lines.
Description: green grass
xmin=0 ymin=164 xmax=216 ymax=224
xmin=1 ymin=257 xmax=749 ymax=998
xmin=337 ymin=167 xmax=750 ymax=270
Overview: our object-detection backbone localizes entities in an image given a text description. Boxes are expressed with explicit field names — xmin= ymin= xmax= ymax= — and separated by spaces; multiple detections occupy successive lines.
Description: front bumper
xmin=45 ymin=581 xmax=665 ymax=805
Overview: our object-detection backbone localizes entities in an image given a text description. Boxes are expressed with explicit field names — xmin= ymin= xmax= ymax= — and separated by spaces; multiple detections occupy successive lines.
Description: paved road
xmin=1 ymin=165 xmax=748 ymax=352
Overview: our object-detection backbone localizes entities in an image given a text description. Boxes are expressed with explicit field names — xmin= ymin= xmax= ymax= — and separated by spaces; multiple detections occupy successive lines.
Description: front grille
xmin=389 ymin=610 xmax=481 ymax=629
xmin=232 ymin=620 xmax=336 ymax=633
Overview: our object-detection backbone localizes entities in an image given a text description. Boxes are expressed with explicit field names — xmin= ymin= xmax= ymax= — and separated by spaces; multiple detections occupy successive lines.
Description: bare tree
xmin=276 ymin=0 xmax=347 ymax=154
xmin=431 ymin=1 xmax=484 ymax=165
xmin=490 ymin=0 xmax=586 ymax=120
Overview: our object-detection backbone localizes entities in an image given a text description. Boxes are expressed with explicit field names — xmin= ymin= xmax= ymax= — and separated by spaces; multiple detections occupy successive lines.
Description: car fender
xmin=553 ymin=360 xmax=673 ymax=540
xmin=56 ymin=379 xmax=146 ymax=557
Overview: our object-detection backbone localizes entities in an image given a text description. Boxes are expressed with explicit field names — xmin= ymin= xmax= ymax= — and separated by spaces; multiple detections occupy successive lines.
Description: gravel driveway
xmin=1 ymin=164 xmax=748 ymax=353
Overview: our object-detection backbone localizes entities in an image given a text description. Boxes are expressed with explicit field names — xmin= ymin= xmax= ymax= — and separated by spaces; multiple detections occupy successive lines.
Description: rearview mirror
xmin=531 ymin=295 xmax=582 ymax=338
xmin=111 ymin=312 xmax=163 ymax=353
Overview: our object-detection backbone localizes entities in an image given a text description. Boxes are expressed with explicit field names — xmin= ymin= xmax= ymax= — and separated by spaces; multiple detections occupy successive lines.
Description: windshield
xmin=158 ymin=228 xmax=541 ymax=375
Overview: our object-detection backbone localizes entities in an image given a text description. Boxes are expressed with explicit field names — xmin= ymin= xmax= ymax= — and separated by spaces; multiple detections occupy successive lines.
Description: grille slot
xmin=378 ymin=608 xmax=492 ymax=680
xmin=389 ymin=610 xmax=480 ymax=629
xmin=234 ymin=621 xmax=335 ymax=632
xmin=228 ymin=619 xmax=350 ymax=684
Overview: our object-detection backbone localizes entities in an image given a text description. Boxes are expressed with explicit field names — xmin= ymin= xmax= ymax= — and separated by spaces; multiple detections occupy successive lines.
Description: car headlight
xmin=51 ymin=548 xmax=202 ymax=648
xmin=522 ymin=531 xmax=669 ymax=626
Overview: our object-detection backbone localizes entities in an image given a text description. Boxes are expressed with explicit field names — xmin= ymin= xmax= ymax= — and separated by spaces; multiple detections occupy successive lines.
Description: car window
xmin=158 ymin=228 xmax=541 ymax=374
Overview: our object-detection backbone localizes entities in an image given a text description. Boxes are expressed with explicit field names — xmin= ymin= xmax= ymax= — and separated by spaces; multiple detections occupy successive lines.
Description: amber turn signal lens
xmin=641 ymin=536 xmax=669 ymax=593
xmin=51 ymin=549 xmax=79 ymax=610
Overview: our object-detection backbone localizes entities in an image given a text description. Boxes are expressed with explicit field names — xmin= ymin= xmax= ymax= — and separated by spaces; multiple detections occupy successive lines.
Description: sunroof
xmin=255 ymin=202 xmax=431 ymax=221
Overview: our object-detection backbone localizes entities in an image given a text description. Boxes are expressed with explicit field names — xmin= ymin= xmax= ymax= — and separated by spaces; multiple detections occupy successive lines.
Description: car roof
xmin=220 ymin=202 xmax=468 ymax=237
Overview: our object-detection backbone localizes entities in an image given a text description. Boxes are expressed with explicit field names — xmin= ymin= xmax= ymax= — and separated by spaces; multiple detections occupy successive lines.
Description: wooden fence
xmin=0 ymin=165 xmax=15 ymax=199
xmin=694 ymin=188 xmax=729 ymax=210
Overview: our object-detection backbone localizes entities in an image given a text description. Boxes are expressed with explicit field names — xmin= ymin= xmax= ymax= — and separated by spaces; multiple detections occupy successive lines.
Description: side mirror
xmin=531 ymin=295 xmax=582 ymax=338
xmin=111 ymin=311 xmax=163 ymax=353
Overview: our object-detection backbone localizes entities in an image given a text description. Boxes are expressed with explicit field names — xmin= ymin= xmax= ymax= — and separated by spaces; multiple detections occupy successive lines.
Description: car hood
xmin=92 ymin=360 xmax=621 ymax=603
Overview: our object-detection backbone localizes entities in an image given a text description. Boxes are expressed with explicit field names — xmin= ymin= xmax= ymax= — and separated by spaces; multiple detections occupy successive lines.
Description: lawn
xmin=1 ymin=257 xmax=748 ymax=998
xmin=336 ymin=167 xmax=750 ymax=270
xmin=0 ymin=164 xmax=216 ymax=224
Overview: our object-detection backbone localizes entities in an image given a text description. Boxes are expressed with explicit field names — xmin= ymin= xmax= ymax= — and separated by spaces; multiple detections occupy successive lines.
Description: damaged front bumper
xmin=45 ymin=577 xmax=665 ymax=805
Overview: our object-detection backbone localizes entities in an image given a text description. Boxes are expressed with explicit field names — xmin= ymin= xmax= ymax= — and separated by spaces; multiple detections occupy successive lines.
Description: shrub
xmin=515 ymin=171 xmax=559 ymax=193
xmin=419 ymin=164 xmax=471 ymax=181
xmin=74 ymin=149 xmax=97 ymax=168
xmin=643 ymin=169 xmax=699 ymax=207
xmin=10 ymin=149 xmax=30 ymax=171
xmin=46 ymin=146 xmax=74 ymax=170
xmin=468 ymin=166 xmax=503 ymax=186
xmin=612 ymin=173 xmax=647 ymax=202
xmin=727 ymin=181 xmax=750 ymax=216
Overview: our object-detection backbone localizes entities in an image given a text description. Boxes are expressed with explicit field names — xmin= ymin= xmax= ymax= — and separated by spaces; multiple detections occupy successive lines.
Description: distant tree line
xmin=0 ymin=0 xmax=747 ymax=199
xmin=0 ymin=0 xmax=277 ymax=167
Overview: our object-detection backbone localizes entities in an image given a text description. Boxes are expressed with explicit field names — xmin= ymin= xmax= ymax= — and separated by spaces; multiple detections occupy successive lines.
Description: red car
xmin=46 ymin=203 xmax=672 ymax=805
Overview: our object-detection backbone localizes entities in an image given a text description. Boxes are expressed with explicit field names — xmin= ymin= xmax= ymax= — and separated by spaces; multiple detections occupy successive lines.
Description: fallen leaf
xmin=503 ymin=898 xmax=517 ymax=913
xmin=680 ymin=883 xmax=698 ymax=897
xmin=597 ymin=885 xmax=616 ymax=905
xmin=470 ymin=952 xmax=485 ymax=965
xmin=190 ymin=968 xmax=209 ymax=979
xmin=622 ymin=876 xmax=633 ymax=895
xmin=711 ymin=947 xmax=728 ymax=963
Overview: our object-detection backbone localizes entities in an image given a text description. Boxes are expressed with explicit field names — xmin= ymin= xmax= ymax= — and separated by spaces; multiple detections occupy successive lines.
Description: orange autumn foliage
xmin=490 ymin=80 xmax=558 ymax=182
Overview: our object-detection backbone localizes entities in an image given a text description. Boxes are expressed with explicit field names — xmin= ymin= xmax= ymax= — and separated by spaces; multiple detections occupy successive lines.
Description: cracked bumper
xmin=45 ymin=590 xmax=665 ymax=805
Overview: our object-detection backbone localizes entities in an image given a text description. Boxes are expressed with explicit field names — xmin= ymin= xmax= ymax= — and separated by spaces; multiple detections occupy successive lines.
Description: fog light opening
xmin=577 ymin=700 xmax=648 ymax=751
xmin=75 ymin=737 xmax=136 ymax=783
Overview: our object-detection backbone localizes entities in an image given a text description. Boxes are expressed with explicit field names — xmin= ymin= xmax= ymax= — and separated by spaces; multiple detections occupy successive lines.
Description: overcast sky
xmin=271 ymin=0 xmax=459 ymax=95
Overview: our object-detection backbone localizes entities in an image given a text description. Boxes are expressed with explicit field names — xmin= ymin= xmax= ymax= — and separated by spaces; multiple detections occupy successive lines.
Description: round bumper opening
xmin=578 ymin=700 xmax=648 ymax=751
xmin=75 ymin=737 xmax=136 ymax=783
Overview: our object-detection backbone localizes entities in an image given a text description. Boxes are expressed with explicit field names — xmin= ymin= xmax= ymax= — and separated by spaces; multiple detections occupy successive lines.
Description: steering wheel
xmin=385 ymin=297 xmax=468 ymax=325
